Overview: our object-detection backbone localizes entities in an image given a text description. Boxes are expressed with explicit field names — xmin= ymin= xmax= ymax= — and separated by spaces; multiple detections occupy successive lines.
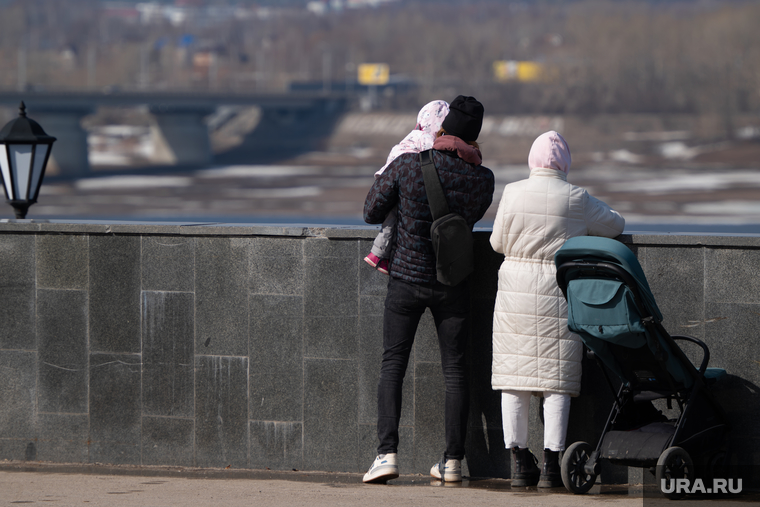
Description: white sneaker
xmin=363 ymin=453 xmax=399 ymax=483
xmin=430 ymin=458 xmax=462 ymax=482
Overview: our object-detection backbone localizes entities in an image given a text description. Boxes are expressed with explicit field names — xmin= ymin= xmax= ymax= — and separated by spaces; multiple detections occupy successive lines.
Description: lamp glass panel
xmin=0 ymin=146 xmax=12 ymax=199
xmin=29 ymin=144 xmax=49 ymax=200
xmin=11 ymin=145 xmax=33 ymax=200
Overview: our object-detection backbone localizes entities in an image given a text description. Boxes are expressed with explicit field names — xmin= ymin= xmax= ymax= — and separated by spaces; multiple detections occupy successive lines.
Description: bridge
xmin=0 ymin=90 xmax=349 ymax=177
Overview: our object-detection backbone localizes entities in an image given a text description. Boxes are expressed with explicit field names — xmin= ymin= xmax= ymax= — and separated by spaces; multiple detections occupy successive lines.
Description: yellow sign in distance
xmin=358 ymin=63 xmax=390 ymax=85
xmin=493 ymin=60 xmax=544 ymax=82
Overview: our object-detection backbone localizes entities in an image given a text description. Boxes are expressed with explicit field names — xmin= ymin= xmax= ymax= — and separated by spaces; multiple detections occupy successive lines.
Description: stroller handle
xmin=669 ymin=334 xmax=710 ymax=375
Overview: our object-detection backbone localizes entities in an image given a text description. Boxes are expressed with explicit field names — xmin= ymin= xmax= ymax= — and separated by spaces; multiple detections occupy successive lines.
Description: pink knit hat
xmin=528 ymin=130 xmax=571 ymax=174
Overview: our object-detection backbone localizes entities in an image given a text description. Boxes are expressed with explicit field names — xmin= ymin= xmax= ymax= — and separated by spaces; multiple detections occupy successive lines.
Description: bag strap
xmin=420 ymin=149 xmax=450 ymax=220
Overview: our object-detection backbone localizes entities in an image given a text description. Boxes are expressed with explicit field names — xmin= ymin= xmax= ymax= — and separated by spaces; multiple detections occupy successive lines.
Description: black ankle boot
xmin=511 ymin=446 xmax=540 ymax=487
xmin=538 ymin=448 xmax=562 ymax=488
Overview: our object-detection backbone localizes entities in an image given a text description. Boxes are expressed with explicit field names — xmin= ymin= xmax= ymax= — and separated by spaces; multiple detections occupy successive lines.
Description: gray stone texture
xmin=412 ymin=361 xmax=446 ymax=472
xmin=195 ymin=355 xmax=249 ymax=469
xmin=195 ymin=237 xmax=249 ymax=356
xmin=89 ymin=352 xmax=142 ymax=465
xmin=141 ymin=236 xmax=195 ymax=292
xmin=304 ymin=238 xmax=358 ymax=317
xmin=142 ymin=291 xmax=195 ymax=417
xmin=249 ymin=295 xmax=303 ymax=422
xmin=141 ymin=416 xmax=194 ymax=466
xmin=0 ymin=225 xmax=758 ymax=485
xmin=37 ymin=289 xmax=88 ymax=414
xmin=0 ymin=234 xmax=35 ymax=350
xmin=250 ymin=421 xmax=303 ymax=471
xmin=36 ymin=234 xmax=88 ymax=290
xmin=37 ymin=413 xmax=89 ymax=463
xmin=250 ymin=237 xmax=303 ymax=296
xmin=642 ymin=246 xmax=706 ymax=339
xmin=705 ymin=247 xmax=760 ymax=304
xmin=303 ymin=358 xmax=359 ymax=472
xmin=0 ymin=351 xmax=36 ymax=440
xmin=89 ymin=235 xmax=141 ymax=353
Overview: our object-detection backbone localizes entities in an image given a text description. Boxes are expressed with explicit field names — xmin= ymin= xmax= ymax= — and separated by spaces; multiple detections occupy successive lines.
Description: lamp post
xmin=0 ymin=101 xmax=56 ymax=219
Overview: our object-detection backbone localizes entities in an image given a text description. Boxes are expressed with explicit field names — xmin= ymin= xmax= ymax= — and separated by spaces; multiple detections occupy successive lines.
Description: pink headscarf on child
xmin=528 ymin=130 xmax=572 ymax=175
xmin=375 ymin=100 xmax=450 ymax=176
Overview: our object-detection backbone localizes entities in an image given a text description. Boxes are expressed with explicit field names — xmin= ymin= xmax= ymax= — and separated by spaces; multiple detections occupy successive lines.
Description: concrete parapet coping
xmin=2 ymin=218 xmax=760 ymax=247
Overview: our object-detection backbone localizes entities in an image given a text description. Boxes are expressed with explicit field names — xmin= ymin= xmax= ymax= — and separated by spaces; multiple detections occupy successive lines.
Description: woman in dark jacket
xmin=362 ymin=96 xmax=495 ymax=483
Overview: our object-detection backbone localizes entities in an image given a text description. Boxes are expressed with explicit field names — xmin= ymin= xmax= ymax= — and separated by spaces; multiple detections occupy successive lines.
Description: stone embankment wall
xmin=0 ymin=222 xmax=757 ymax=485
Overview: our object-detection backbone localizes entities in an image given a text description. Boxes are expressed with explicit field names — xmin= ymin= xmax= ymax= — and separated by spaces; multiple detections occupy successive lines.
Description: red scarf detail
xmin=432 ymin=135 xmax=483 ymax=165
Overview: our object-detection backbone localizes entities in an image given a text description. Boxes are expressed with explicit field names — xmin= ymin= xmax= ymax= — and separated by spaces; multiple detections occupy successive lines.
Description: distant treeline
xmin=0 ymin=0 xmax=757 ymax=127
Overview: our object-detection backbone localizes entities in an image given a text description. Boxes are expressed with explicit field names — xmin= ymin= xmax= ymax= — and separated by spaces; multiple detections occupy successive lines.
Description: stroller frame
xmin=555 ymin=238 xmax=729 ymax=498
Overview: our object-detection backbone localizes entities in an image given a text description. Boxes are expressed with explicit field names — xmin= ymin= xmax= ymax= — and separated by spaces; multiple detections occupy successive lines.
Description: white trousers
xmin=501 ymin=390 xmax=571 ymax=452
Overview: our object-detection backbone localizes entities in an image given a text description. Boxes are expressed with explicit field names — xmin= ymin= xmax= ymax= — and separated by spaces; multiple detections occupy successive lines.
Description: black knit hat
xmin=441 ymin=95 xmax=484 ymax=142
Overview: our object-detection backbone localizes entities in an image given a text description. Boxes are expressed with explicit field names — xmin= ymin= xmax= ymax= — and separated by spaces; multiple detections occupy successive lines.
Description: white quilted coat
xmin=490 ymin=165 xmax=625 ymax=396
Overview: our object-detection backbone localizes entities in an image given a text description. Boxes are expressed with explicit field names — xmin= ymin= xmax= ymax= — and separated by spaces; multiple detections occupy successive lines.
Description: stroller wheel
xmin=656 ymin=446 xmax=694 ymax=500
xmin=561 ymin=441 xmax=597 ymax=494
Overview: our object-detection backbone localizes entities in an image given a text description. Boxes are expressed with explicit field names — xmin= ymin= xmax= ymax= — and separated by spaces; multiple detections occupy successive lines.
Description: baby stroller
xmin=554 ymin=236 xmax=728 ymax=499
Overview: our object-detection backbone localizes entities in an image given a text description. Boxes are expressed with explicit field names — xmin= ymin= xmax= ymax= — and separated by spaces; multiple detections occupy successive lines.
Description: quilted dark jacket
xmin=364 ymin=149 xmax=495 ymax=284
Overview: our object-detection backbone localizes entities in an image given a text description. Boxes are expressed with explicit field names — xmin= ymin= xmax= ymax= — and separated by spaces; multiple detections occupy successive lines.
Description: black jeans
xmin=376 ymin=276 xmax=470 ymax=460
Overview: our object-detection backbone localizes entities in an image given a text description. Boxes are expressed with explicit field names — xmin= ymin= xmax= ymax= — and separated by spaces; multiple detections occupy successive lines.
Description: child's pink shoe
xmin=376 ymin=259 xmax=390 ymax=275
xmin=364 ymin=252 xmax=381 ymax=268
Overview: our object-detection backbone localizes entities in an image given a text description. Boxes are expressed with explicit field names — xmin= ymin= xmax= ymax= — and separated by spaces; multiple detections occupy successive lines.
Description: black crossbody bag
xmin=419 ymin=149 xmax=474 ymax=286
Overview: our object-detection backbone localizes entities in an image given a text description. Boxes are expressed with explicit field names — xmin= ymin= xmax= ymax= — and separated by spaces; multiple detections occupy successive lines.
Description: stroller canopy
xmin=554 ymin=236 xmax=662 ymax=322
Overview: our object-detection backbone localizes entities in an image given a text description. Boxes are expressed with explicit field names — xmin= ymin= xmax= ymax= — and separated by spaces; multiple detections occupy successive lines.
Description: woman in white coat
xmin=490 ymin=131 xmax=625 ymax=488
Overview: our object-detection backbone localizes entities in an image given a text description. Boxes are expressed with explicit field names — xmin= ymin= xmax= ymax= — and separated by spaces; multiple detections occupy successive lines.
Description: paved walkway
xmin=0 ymin=462 xmax=637 ymax=507
xmin=0 ymin=462 xmax=755 ymax=506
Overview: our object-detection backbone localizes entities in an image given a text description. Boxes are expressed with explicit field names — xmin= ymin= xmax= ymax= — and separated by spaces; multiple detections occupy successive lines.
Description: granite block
xmin=0 ymin=287 xmax=35 ymax=350
xmin=708 ymin=375 xmax=760 ymax=471
xmin=468 ymin=299 xmax=496 ymax=397
xmin=195 ymin=237 xmax=249 ymax=356
xmin=141 ymin=416 xmax=194 ymax=466
xmin=250 ymin=294 xmax=303 ymax=317
xmin=142 ymin=291 xmax=194 ymax=417
xmin=89 ymin=353 xmax=142 ymax=465
xmin=304 ymin=255 xmax=358 ymax=317
xmin=0 ymin=439 xmax=39 ymax=461
xmin=305 ymin=316 xmax=357 ymax=359
xmin=195 ymin=355 xmax=249 ymax=468
xmin=250 ymin=421 xmax=303 ymax=471
xmin=357 ymin=304 xmax=414 ymax=428
xmin=303 ymin=358 xmax=358 ymax=472
xmin=0 ymin=234 xmax=35 ymax=350
xmin=703 ymin=303 xmax=760 ymax=384
xmin=412 ymin=361 xmax=445 ymax=472
xmin=37 ymin=289 xmax=88 ymax=414
xmin=358 ymin=309 xmax=383 ymax=426
xmin=0 ymin=351 xmax=36 ymax=440
xmin=465 ymin=419 xmax=509 ymax=479
xmin=359 ymin=242 xmax=389 ymax=297
xmin=413 ymin=309 xmax=440 ymax=363
xmin=526 ymin=395 xmax=544 ymax=460
xmin=250 ymin=303 xmax=303 ymax=422
xmin=0 ymin=234 xmax=34 ymax=288
xmin=141 ymin=236 xmax=195 ymax=292
xmin=303 ymin=237 xmax=357 ymax=259
xmin=37 ymin=413 xmax=89 ymax=463
xmin=471 ymin=237 xmax=502 ymax=300
xmin=465 ymin=299 xmax=506 ymax=478
xmin=642 ymin=246 xmax=705 ymax=338
xmin=36 ymin=234 xmax=88 ymax=289
xmin=250 ymin=237 xmax=303 ymax=296
xmin=705 ymin=248 xmax=760 ymax=304
xmin=359 ymin=295 xmax=385 ymax=318
xmin=89 ymin=235 xmax=141 ymax=353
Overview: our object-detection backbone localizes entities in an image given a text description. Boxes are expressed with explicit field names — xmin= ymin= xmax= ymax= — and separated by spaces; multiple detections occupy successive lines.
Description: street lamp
xmin=0 ymin=102 xmax=56 ymax=219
